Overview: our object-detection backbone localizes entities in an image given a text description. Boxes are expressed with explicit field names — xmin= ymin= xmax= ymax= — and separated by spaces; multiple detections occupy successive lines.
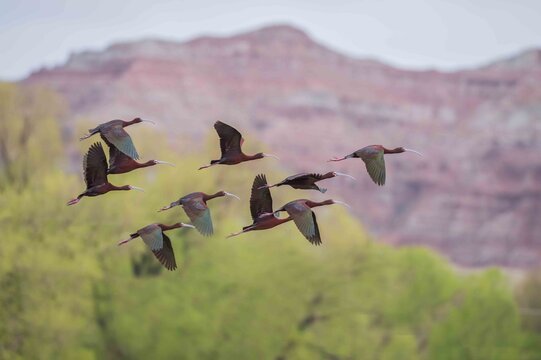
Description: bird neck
xmin=203 ymin=191 xmax=224 ymax=201
xmin=322 ymin=172 xmax=335 ymax=180
xmin=123 ymin=118 xmax=140 ymax=127
xmin=242 ymin=153 xmax=264 ymax=161
xmin=306 ymin=199 xmax=334 ymax=208
xmin=383 ymin=147 xmax=404 ymax=154
xmin=111 ymin=184 xmax=131 ymax=191
xmin=140 ymin=160 xmax=156 ymax=168
xmin=160 ymin=223 xmax=183 ymax=231
xmin=276 ymin=216 xmax=293 ymax=225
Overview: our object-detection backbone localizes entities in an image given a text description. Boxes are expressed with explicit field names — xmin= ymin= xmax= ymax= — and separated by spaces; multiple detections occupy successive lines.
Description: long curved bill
xmin=332 ymin=200 xmax=351 ymax=209
xmin=141 ymin=119 xmax=156 ymax=125
xmin=257 ymin=184 xmax=275 ymax=190
xmin=130 ymin=186 xmax=145 ymax=192
xmin=181 ymin=223 xmax=195 ymax=229
xmin=263 ymin=153 xmax=280 ymax=160
xmin=155 ymin=160 xmax=175 ymax=166
xmin=333 ymin=172 xmax=356 ymax=180
xmin=224 ymin=192 xmax=241 ymax=200
xmin=404 ymin=148 xmax=423 ymax=157
xmin=328 ymin=156 xmax=346 ymax=162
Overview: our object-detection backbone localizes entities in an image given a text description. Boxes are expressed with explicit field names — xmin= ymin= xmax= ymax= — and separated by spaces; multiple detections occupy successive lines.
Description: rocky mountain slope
xmin=24 ymin=25 xmax=541 ymax=267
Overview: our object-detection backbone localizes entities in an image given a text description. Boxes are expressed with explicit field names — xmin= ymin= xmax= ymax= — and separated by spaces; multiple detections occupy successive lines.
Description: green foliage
xmin=0 ymin=84 xmax=536 ymax=359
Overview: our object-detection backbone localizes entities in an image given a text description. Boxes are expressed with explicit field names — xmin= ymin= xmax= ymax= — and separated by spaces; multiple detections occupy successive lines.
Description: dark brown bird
xmin=260 ymin=171 xmax=356 ymax=193
xmin=66 ymin=143 xmax=144 ymax=206
xmin=199 ymin=121 xmax=278 ymax=170
xmin=106 ymin=145 xmax=174 ymax=174
xmin=158 ymin=190 xmax=240 ymax=236
xmin=80 ymin=117 xmax=154 ymax=160
xmin=227 ymin=174 xmax=293 ymax=238
xmin=118 ymin=222 xmax=195 ymax=271
xmin=271 ymin=199 xmax=350 ymax=245
xmin=329 ymin=145 xmax=422 ymax=186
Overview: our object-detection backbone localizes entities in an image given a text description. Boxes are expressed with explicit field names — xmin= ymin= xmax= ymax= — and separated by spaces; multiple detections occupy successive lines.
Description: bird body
xmin=118 ymin=222 xmax=194 ymax=271
xmin=67 ymin=143 xmax=144 ymax=205
xmin=262 ymin=171 xmax=355 ymax=193
xmin=199 ymin=121 xmax=278 ymax=169
xmin=159 ymin=190 xmax=240 ymax=236
xmin=80 ymin=117 xmax=154 ymax=160
xmin=329 ymin=145 xmax=422 ymax=186
xmin=106 ymin=145 xmax=174 ymax=174
xmin=228 ymin=174 xmax=292 ymax=238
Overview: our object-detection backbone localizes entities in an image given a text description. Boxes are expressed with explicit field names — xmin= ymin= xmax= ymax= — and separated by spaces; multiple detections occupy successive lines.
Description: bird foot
xmin=66 ymin=198 xmax=80 ymax=206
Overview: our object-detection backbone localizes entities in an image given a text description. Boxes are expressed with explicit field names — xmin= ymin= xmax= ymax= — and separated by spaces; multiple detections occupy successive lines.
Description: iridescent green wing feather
xmin=152 ymin=233 xmax=177 ymax=271
xmin=250 ymin=174 xmax=273 ymax=221
xmin=362 ymin=151 xmax=386 ymax=186
xmin=83 ymin=142 xmax=108 ymax=189
xmin=139 ymin=224 xmax=164 ymax=251
xmin=214 ymin=121 xmax=243 ymax=157
xmin=100 ymin=124 xmax=140 ymax=160
xmin=183 ymin=198 xmax=213 ymax=236
xmin=285 ymin=202 xmax=322 ymax=246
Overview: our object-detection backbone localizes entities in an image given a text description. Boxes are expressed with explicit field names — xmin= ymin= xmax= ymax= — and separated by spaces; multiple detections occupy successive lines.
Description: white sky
xmin=1 ymin=0 xmax=540 ymax=80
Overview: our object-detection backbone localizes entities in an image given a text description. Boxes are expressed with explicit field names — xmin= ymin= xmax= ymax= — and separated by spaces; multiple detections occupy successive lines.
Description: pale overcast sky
xmin=1 ymin=0 xmax=540 ymax=80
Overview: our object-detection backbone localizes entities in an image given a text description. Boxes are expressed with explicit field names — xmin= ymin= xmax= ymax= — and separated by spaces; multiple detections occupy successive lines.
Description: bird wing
xmin=152 ymin=233 xmax=177 ymax=271
xmin=362 ymin=151 xmax=386 ymax=186
xmin=83 ymin=142 xmax=108 ymax=188
xmin=214 ymin=121 xmax=243 ymax=156
xmin=183 ymin=198 xmax=213 ymax=236
xmin=139 ymin=224 xmax=164 ymax=251
xmin=100 ymin=124 xmax=140 ymax=160
xmin=285 ymin=202 xmax=322 ymax=246
xmin=108 ymin=144 xmax=137 ymax=171
xmin=250 ymin=174 xmax=273 ymax=221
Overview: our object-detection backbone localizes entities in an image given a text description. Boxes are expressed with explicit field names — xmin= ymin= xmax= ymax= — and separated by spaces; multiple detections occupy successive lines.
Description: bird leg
xmin=257 ymin=184 xmax=277 ymax=190
xmin=198 ymin=163 xmax=217 ymax=170
xmin=66 ymin=197 xmax=81 ymax=206
xmin=226 ymin=230 xmax=247 ymax=238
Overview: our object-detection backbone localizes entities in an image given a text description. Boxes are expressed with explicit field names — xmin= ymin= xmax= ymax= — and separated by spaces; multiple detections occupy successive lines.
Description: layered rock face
xmin=24 ymin=25 xmax=541 ymax=267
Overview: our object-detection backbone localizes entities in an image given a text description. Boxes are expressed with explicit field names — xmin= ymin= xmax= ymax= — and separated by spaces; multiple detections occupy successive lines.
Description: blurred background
xmin=1 ymin=0 xmax=540 ymax=359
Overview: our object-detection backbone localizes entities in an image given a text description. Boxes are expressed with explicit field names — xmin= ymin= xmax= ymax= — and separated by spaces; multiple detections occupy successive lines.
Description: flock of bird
xmin=68 ymin=118 xmax=422 ymax=270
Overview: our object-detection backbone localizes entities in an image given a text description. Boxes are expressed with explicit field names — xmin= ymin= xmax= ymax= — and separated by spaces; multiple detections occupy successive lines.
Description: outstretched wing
xmin=183 ymin=198 xmax=213 ymax=236
xmin=214 ymin=121 xmax=243 ymax=157
xmin=152 ymin=233 xmax=177 ymax=271
xmin=362 ymin=151 xmax=386 ymax=186
xmin=100 ymin=124 xmax=140 ymax=160
xmin=84 ymin=142 xmax=108 ymax=189
xmin=139 ymin=224 xmax=164 ymax=251
xmin=250 ymin=174 xmax=273 ymax=221
xmin=108 ymin=144 xmax=137 ymax=172
xmin=285 ymin=201 xmax=322 ymax=246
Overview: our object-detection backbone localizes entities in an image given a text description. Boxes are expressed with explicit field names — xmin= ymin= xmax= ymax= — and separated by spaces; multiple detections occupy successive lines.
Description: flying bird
xmin=66 ymin=143 xmax=144 ymax=205
xmin=106 ymin=145 xmax=174 ymax=174
xmin=118 ymin=222 xmax=195 ymax=271
xmin=260 ymin=172 xmax=356 ymax=193
xmin=159 ymin=190 xmax=240 ymax=236
xmin=199 ymin=121 xmax=278 ymax=170
xmin=272 ymin=199 xmax=350 ymax=245
xmin=79 ymin=117 xmax=154 ymax=160
xmin=329 ymin=145 xmax=422 ymax=186
xmin=228 ymin=174 xmax=292 ymax=238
